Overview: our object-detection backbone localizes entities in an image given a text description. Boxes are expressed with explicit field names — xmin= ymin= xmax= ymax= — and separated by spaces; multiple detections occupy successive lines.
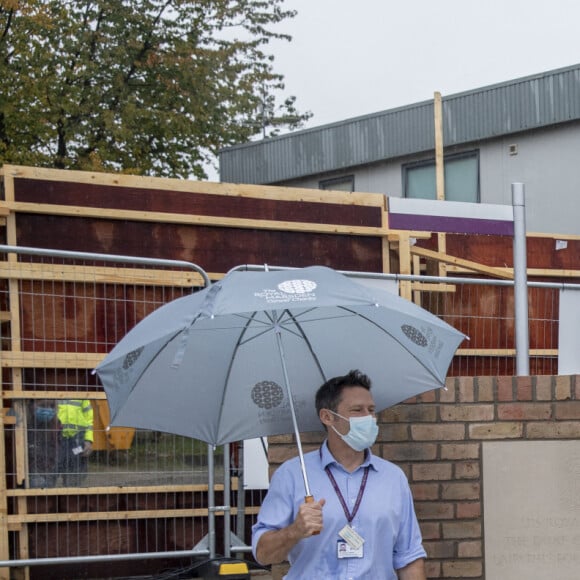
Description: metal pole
xmin=275 ymin=327 xmax=312 ymax=498
xmin=207 ymin=444 xmax=216 ymax=558
xmin=223 ymin=443 xmax=231 ymax=558
xmin=512 ymin=183 xmax=530 ymax=375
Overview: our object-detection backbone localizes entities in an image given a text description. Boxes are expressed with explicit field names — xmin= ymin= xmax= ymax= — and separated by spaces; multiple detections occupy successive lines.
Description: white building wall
xmin=278 ymin=122 xmax=580 ymax=236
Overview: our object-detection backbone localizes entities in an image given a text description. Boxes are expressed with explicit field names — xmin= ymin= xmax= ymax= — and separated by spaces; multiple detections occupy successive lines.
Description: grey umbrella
xmin=95 ymin=265 xmax=465 ymax=497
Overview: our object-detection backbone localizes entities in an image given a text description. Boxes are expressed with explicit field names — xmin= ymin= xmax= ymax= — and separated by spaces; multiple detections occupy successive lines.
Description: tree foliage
xmin=0 ymin=0 xmax=310 ymax=178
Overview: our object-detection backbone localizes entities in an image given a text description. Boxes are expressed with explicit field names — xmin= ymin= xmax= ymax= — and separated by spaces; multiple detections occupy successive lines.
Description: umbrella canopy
xmin=95 ymin=266 xmax=465 ymax=446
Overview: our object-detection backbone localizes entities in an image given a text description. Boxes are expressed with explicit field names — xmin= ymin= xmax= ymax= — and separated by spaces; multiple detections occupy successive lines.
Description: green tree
xmin=0 ymin=0 xmax=310 ymax=178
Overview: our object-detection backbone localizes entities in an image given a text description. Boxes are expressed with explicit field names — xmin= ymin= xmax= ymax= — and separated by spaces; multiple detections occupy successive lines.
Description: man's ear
xmin=319 ymin=408 xmax=334 ymax=428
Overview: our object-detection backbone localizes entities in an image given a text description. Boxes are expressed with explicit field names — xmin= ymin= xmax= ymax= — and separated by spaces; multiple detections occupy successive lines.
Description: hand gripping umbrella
xmin=95 ymin=266 xmax=466 ymax=499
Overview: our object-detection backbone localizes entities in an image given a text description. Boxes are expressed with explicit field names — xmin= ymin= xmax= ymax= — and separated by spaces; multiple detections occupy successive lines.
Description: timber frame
xmin=1 ymin=165 xmax=580 ymax=578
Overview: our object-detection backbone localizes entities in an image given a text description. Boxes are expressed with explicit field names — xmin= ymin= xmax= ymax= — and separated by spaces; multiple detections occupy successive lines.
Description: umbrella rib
xmin=216 ymin=310 xmax=264 ymax=440
xmin=279 ymin=308 xmax=328 ymax=383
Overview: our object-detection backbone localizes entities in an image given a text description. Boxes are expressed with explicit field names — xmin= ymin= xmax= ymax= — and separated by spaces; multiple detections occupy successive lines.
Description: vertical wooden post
xmin=0 ymin=172 xmax=12 ymax=580
xmin=434 ymin=92 xmax=447 ymax=277
xmin=2 ymin=169 xmax=30 ymax=580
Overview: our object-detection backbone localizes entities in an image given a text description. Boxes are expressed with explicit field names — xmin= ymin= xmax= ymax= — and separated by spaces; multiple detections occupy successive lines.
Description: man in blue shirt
xmin=252 ymin=370 xmax=427 ymax=579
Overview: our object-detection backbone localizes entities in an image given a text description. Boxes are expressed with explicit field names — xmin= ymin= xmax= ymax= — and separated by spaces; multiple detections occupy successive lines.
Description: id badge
xmin=338 ymin=524 xmax=365 ymax=550
xmin=337 ymin=540 xmax=364 ymax=559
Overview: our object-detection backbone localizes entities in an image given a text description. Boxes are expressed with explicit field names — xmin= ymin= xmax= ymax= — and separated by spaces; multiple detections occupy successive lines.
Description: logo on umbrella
xmin=401 ymin=324 xmax=428 ymax=347
xmin=251 ymin=380 xmax=285 ymax=409
xmin=254 ymin=279 xmax=317 ymax=304
xmin=278 ymin=279 xmax=317 ymax=294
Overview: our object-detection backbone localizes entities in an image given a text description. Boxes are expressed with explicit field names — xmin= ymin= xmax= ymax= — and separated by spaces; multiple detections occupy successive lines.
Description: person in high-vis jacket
xmin=56 ymin=399 xmax=94 ymax=486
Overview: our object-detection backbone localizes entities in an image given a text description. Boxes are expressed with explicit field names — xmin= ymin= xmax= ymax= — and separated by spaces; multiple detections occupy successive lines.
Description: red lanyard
xmin=325 ymin=465 xmax=370 ymax=524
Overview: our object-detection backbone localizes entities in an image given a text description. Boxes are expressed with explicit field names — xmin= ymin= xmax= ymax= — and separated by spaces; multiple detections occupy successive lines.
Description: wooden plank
xmin=411 ymin=246 xmax=514 ymax=280
xmin=5 ymin=200 xmax=386 ymax=236
xmin=8 ymin=505 xmax=260 ymax=524
xmin=410 ymin=282 xmax=456 ymax=292
xmin=0 ymin=261 xmax=202 ymax=287
xmin=3 ymin=164 xmax=385 ymax=207
xmin=7 ymin=483 xmax=229 ymax=496
xmin=0 ymin=409 xmax=16 ymax=425
xmin=447 ymin=265 xmax=580 ymax=278
xmin=2 ymin=390 xmax=107 ymax=400
xmin=457 ymin=348 xmax=557 ymax=356
xmin=1 ymin=351 xmax=104 ymax=369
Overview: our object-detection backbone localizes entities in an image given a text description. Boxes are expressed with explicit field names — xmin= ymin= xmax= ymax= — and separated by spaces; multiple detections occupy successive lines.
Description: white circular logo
xmin=278 ymin=279 xmax=317 ymax=294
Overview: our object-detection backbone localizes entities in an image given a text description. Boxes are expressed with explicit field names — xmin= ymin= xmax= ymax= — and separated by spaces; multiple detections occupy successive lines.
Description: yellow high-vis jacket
xmin=57 ymin=399 xmax=94 ymax=442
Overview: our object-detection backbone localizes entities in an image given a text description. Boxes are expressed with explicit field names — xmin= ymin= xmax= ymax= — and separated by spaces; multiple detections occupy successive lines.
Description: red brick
xmin=535 ymin=375 xmax=552 ymax=401
xmin=516 ymin=376 xmax=533 ymax=401
xmin=442 ymin=520 xmax=481 ymax=539
xmin=423 ymin=540 xmax=455 ymax=559
xmin=412 ymin=463 xmax=453 ymax=481
xmin=456 ymin=501 xmax=482 ymax=519
xmin=442 ymin=560 xmax=483 ymax=577
xmin=497 ymin=376 xmax=514 ymax=401
xmin=477 ymin=376 xmax=494 ymax=402
xmin=457 ymin=377 xmax=475 ymax=402
xmin=419 ymin=521 xmax=441 ymax=540
xmin=441 ymin=482 xmax=480 ymax=501
xmin=469 ymin=422 xmax=523 ymax=439
xmin=416 ymin=389 xmax=437 ymax=403
xmin=383 ymin=442 xmax=437 ymax=462
xmin=556 ymin=375 xmax=572 ymax=400
xmin=554 ymin=401 xmax=580 ymax=420
xmin=454 ymin=461 xmax=480 ymax=479
xmin=385 ymin=404 xmax=437 ymax=423
xmin=415 ymin=502 xmax=455 ymax=520
xmin=440 ymin=404 xmax=494 ymax=422
xmin=440 ymin=443 xmax=480 ymax=460
xmin=527 ymin=421 xmax=580 ymax=438
xmin=458 ymin=540 xmax=482 ymax=558
xmin=574 ymin=375 xmax=580 ymax=400
xmin=412 ymin=424 xmax=466 ymax=441
xmin=497 ymin=402 xmax=552 ymax=421
xmin=378 ymin=423 xmax=409 ymax=441
xmin=411 ymin=482 xmax=440 ymax=501
xmin=379 ymin=406 xmax=403 ymax=422
xmin=440 ymin=377 xmax=456 ymax=403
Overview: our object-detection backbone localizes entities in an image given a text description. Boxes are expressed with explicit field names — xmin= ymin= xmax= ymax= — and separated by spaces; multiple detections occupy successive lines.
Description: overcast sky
xmin=210 ymin=0 xmax=580 ymax=179
xmin=271 ymin=0 xmax=580 ymax=127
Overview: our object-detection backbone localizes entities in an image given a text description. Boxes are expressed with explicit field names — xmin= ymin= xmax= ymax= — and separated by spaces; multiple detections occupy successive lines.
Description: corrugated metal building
xmin=219 ymin=63 xmax=580 ymax=235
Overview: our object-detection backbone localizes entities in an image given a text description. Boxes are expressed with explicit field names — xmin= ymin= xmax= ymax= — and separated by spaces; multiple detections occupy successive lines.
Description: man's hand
xmin=81 ymin=440 xmax=93 ymax=457
xmin=255 ymin=497 xmax=326 ymax=565
xmin=293 ymin=498 xmax=326 ymax=538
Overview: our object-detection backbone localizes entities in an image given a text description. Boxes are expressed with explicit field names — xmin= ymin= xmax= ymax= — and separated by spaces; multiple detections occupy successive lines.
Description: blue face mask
xmin=329 ymin=410 xmax=379 ymax=452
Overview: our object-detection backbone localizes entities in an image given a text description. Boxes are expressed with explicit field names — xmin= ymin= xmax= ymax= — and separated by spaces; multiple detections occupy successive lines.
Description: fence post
xmin=512 ymin=183 xmax=530 ymax=375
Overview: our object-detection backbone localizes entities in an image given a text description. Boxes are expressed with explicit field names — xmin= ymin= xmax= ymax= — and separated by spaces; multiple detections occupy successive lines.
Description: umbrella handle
xmin=304 ymin=495 xmax=321 ymax=536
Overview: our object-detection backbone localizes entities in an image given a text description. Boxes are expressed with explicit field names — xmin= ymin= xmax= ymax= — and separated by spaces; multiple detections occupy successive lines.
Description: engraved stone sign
xmin=483 ymin=441 xmax=580 ymax=579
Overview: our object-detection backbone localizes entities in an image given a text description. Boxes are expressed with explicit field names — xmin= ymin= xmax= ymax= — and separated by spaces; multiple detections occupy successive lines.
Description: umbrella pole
xmin=275 ymin=329 xmax=313 ymax=498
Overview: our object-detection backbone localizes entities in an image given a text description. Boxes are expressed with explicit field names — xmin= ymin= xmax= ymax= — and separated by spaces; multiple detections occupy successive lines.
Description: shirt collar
xmin=320 ymin=439 xmax=379 ymax=472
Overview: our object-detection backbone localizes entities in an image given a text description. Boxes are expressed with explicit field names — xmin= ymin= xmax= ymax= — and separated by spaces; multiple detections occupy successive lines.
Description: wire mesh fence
xmin=0 ymin=247 xmax=257 ymax=579
xmin=1 ymin=246 xmax=577 ymax=578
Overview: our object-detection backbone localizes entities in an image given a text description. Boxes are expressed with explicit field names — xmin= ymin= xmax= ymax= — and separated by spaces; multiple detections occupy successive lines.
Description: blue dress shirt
xmin=252 ymin=441 xmax=426 ymax=579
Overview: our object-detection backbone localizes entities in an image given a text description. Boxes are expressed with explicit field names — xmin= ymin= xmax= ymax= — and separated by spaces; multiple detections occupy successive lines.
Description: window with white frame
xmin=403 ymin=151 xmax=479 ymax=202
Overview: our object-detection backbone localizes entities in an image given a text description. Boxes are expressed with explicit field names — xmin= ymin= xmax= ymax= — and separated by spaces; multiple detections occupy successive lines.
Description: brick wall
xmin=266 ymin=374 xmax=580 ymax=579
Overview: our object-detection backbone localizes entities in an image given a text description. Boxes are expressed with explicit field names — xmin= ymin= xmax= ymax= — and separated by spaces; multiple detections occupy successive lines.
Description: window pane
xmin=445 ymin=156 xmax=478 ymax=202
xmin=319 ymin=175 xmax=354 ymax=192
xmin=404 ymin=152 xmax=479 ymax=202
xmin=406 ymin=165 xmax=436 ymax=199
